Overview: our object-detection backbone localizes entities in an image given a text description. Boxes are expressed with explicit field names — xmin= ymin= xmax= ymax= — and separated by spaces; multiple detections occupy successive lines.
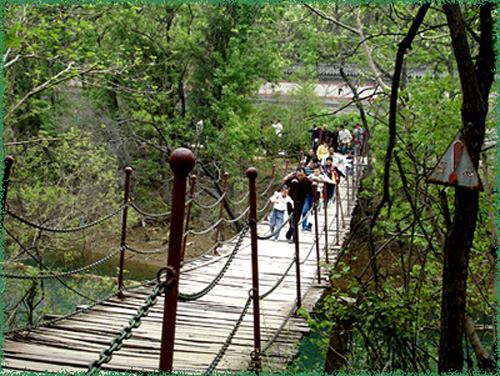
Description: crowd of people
xmin=268 ymin=122 xmax=365 ymax=243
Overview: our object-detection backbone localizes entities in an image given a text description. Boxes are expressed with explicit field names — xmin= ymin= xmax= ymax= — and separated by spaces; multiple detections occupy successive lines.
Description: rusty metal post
xmin=247 ymin=167 xmax=261 ymax=371
xmin=323 ymin=183 xmax=330 ymax=264
xmin=291 ymin=179 xmax=302 ymax=311
xmin=346 ymin=168 xmax=350 ymax=213
xmin=335 ymin=184 xmax=340 ymax=245
xmin=214 ymin=172 xmax=229 ymax=254
xmin=352 ymin=158 xmax=356 ymax=201
xmin=336 ymin=184 xmax=345 ymax=228
xmin=284 ymin=160 xmax=290 ymax=176
xmin=271 ymin=164 xmax=276 ymax=180
xmin=312 ymin=183 xmax=321 ymax=284
xmin=159 ymin=148 xmax=196 ymax=373
xmin=118 ymin=167 xmax=132 ymax=298
xmin=181 ymin=175 xmax=197 ymax=263
xmin=299 ymin=149 xmax=304 ymax=165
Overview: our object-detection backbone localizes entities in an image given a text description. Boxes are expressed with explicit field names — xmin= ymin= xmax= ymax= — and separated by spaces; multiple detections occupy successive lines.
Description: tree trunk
xmin=438 ymin=4 xmax=494 ymax=373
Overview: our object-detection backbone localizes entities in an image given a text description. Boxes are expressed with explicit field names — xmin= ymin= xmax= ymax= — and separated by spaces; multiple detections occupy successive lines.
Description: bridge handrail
xmin=225 ymin=191 xmax=250 ymax=206
xmin=4 ymin=280 xmax=152 ymax=337
xmin=88 ymin=280 xmax=168 ymax=373
xmin=6 ymin=203 xmax=129 ymax=233
xmin=124 ymin=244 xmax=167 ymax=255
xmin=206 ymin=295 xmax=253 ymax=374
xmin=191 ymin=192 xmax=226 ymax=210
xmin=129 ymin=202 xmax=170 ymax=219
xmin=2 ymin=246 xmax=124 ymax=280
xmin=4 ymin=227 xmax=99 ymax=303
xmin=178 ymin=222 xmax=249 ymax=302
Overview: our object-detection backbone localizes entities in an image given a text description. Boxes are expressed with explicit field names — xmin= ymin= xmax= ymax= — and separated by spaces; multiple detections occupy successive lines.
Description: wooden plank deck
xmin=2 ymin=171 xmax=360 ymax=374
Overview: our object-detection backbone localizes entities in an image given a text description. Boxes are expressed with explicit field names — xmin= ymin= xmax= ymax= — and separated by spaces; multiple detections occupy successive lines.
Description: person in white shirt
xmin=269 ymin=185 xmax=293 ymax=241
xmin=308 ymin=167 xmax=333 ymax=196
xmin=272 ymin=120 xmax=283 ymax=137
xmin=338 ymin=124 xmax=352 ymax=155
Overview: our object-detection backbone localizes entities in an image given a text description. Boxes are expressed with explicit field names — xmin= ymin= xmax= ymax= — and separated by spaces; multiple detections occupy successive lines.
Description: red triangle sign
xmin=425 ymin=132 xmax=483 ymax=191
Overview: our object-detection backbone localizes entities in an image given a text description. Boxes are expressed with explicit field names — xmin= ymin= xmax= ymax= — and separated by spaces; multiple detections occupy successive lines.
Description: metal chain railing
xmin=259 ymin=259 xmax=295 ymax=300
xmin=258 ymin=176 xmax=276 ymax=198
xmin=183 ymin=217 xmax=224 ymax=237
xmin=6 ymin=204 xmax=129 ymax=233
xmin=2 ymin=247 xmax=124 ymax=280
xmin=129 ymin=202 xmax=170 ymax=219
xmin=257 ymin=214 xmax=293 ymax=240
xmin=225 ymin=191 xmax=250 ymax=206
xmin=222 ymin=206 xmax=250 ymax=224
xmin=206 ymin=295 xmax=253 ymax=373
xmin=124 ymin=244 xmax=167 ymax=255
xmin=4 ymin=227 xmax=98 ymax=303
xmin=181 ymin=226 xmax=250 ymax=269
xmin=87 ymin=275 xmax=174 ymax=374
xmin=192 ymin=192 xmax=226 ymax=210
xmin=256 ymin=197 xmax=273 ymax=215
xmin=179 ymin=222 xmax=249 ymax=301
xmin=5 ymin=281 xmax=153 ymax=336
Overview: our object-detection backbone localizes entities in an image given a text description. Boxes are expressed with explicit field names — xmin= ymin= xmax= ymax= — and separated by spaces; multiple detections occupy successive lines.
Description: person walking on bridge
xmin=282 ymin=167 xmax=313 ymax=238
xmin=269 ymin=186 xmax=294 ymax=241
xmin=338 ymin=124 xmax=352 ymax=155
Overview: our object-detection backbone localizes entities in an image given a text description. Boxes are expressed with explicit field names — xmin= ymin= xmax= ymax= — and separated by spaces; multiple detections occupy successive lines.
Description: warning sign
xmin=425 ymin=132 xmax=483 ymax=191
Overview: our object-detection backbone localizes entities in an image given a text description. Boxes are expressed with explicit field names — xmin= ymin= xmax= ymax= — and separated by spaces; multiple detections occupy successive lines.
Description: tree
xmin=438 ymin=3 xmax=495 ymax=372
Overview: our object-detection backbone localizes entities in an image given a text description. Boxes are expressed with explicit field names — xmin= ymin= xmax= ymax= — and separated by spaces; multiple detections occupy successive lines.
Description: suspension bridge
xmin=1 ymin=149 xmax=365 ymax=374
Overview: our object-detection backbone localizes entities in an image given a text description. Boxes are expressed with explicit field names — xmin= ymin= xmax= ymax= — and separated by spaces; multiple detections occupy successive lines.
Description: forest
xmin=1 ymin=1 xmax=497 ymax=374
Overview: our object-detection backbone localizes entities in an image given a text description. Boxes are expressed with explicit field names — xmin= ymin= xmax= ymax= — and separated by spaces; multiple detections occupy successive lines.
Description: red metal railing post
xmin=323 ymin=183 xmax=330 ymax=264
xmin=159 ymin=148 xmax=196 ymax=373
xmin=299 ymin=149 xmax=304 ymax=165
xmin=336 ymin=184 xmax=345 ymax=228
xmin=181 ymin=175 xmax=197 ymax=263
xmin=247 ymin=167 xmax=261 ymax=371
xmin=346 ymin=167 xmax=350 ymax=213
xmin=271 ymin=164 xmax=276 ymax=180
xmin=291 ymin=179 xmax=302 ymax=311
xmin=284 ymin=160 xmax=290 ymax=176
xmin=214 ymin=172 xmax=229 ymax=253
xmin=335 ymin=184 xmax=340 ymax=245
xmin=118 ymin=167 xmax=132 ymax=298
xmin=312 ymin=183 xmax=321 ymax=284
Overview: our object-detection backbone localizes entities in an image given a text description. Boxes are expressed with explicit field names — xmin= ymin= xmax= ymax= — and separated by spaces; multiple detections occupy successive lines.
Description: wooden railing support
xmin=159 ymin=148 xmax=196 ymax=373
xmin=247 ymin=167 xmax=261 ymax=371
xmin=118 ymin=166 xmax=132 ymax=298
